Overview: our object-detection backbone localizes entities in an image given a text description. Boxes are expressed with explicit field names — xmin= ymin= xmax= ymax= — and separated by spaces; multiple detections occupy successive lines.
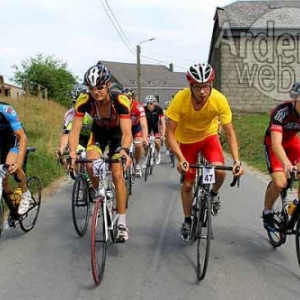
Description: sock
xmin=211 ymin=190 xmax=218 ymax=197
xmin=22 ymin=190 xmax=31 ymax=197
xmin=118 ymin=214 xmax=127 ymax=227
xmin=184 ymin=216 xmax=192 ymax=224
xmin=263 ymin=209 xmax=273 ymax=214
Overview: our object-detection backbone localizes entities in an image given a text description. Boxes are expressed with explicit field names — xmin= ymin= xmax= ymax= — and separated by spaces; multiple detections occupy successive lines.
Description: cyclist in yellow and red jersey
xmin=122 ymin=88 xmax=148 ymax=178
xmin=166 ymin=63 xmax=243 ymax=242
xmin=68 ymin=62 xmax=132 ymax=243
xmin=262 ymin=81 xmax=300 ymax=232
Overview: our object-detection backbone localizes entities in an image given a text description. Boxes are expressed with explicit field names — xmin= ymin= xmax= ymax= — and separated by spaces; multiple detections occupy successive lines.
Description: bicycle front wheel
xmin=144 ymin=150 xmax=151 ymax=182
xmin=196 ymin=194 xmax=212 ymax=281
xmin=91 ymin=198 xmax=107 ymax=286
xmin=20 ymin=176 xmax=42 ymax=232
xmin=71 ymin=174 xmax=89 ymax=237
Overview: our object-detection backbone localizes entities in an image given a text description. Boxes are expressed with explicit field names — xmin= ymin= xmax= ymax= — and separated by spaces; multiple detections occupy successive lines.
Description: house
xmin=100 ymin=60 xmax=186 ymax=103
xmin=0 ymin=82 xmax=25 ymax=99
xmin=208 ymin=1 xmax=300 ymax=112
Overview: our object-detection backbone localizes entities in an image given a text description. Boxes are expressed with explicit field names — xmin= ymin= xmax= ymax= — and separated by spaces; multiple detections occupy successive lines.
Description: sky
xmin=0 ymin=0 xmax=234 ymax=84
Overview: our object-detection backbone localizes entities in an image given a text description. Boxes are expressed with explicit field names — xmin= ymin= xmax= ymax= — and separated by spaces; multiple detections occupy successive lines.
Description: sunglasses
xmin=193 ymin=84 xmax=211 ymax=92
xmin=147 ymin=103 xmax=154 ymax=105
xmin=89 ymin=85 xmax=106 ymax=92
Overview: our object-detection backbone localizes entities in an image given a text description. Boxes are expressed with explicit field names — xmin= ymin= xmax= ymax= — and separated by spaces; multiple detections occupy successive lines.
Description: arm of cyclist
xmin=160 ymin=114 xmax=166 ymax=140
xmin=68 ymin=116 xmax=83 ymax=168
xmin=8 ymin=127 xmax=28 ymax=174
xmin=166 ymin=118 xmax=188 ymax=172
xmin=140 ymin=116 xmax=149 ymax=146
xmin=271 ymin=131 xmax=296 ymax=174
xmin=119 ymin=117 xmax=133 ymax=170
xmin=222 ymin=122 xmax=243 ymax=176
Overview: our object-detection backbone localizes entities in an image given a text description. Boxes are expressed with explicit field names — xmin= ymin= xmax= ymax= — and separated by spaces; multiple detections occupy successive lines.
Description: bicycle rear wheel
xmin=71 ymin=174 xmax=89 ymax=237
xmin=196 ymin=193 xmax=212 ymax=281
xmin=91 ymin=198 xmax=107 ymax=285
xmin=19 ymin=176 xmax=42 ymax=232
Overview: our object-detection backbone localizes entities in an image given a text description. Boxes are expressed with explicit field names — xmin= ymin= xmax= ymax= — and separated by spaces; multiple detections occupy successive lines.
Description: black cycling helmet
xmin=70 ymin=84 xmax=88 ymax=103
xmin=290 ymin=81 xmax=300 ymax=99
xmin=84 ymin=63 xmax=112 ymax=87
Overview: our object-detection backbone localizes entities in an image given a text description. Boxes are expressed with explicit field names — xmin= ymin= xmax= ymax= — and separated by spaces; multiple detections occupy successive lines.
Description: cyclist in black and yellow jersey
xmin=68 ymin=63 xmax=132 ymax=242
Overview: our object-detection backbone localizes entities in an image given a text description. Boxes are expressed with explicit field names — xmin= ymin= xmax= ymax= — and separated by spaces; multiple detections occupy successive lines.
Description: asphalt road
xmin=0 ymin=154 xmax=300 ymax=300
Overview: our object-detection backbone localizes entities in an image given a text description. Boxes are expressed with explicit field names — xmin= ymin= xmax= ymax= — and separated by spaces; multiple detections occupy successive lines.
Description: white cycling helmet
xmin=84 ymin=63 xmax=111 ymax=87
xmin=164 ymin=100 xmax=171 ymax=109
xmin=145 ymin=95 xmax=157 ymax=103
xmin=186 ymin=63 xmax=215 ymax=85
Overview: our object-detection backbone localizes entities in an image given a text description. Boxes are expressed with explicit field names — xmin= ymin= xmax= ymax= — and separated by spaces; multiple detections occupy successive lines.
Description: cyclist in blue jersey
xmin=0 ymin=101 xmax=31 ymax=215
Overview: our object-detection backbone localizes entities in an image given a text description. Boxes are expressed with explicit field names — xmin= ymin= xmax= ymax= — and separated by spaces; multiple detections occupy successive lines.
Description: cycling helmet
xmin=145 ymin=95 xmax=157 ymax=103
xmin=186 ymin=63 xmax=215 ymax=85
xmin=290 ymin=81 xmax=300 ymax=99
xmin=84 ymin=63 xmax=111 ymax=87
xmin=122 ymin=88 xmax=133 ymax=98
xmin=70 ymin=85 xmax=88 ymax=102
xmin=164 ymin=100 xmax=171 ymax=109
xmin=129 ymin=88 xmax=135 ymax=99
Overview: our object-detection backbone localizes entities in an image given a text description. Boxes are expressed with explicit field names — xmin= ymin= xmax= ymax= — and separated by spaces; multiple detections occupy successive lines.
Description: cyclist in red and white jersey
xmin=263 ymin=81 xmax=300 ymax=232
xmin=123 ymin=88 xmax=148 ymax=177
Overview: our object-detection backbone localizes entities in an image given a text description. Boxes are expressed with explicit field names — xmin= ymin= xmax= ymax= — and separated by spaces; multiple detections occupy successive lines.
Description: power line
xmin=98 ymin=0 xmax=135 ymax=55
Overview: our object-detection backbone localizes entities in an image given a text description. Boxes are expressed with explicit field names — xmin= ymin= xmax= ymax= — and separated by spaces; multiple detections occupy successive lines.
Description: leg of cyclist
xmin=154 ymin=131 xmax=162 ymax=165
xmin=132 ymin=125 xmax=143 ymax=178
xmin=201 ymin=135 xmax=226 ymax=216
xmin=262 ymin=141 xmax=300 ymax=231
xmin=110 ymin=140 xmax=129 ymax=242
xmin=179 ymin=142 xmax=199 ymax=242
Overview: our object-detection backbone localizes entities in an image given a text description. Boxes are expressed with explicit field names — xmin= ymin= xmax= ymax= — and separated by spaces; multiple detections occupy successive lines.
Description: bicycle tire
xmin=109 ymin=184 xmax=118 ymax=242
xmin=71 ymin=174 xmax=89 ymax=237
xmin=0 ymin=200 xmax=4 ymax=238
xmin=295 ymin=214 xmax=300 ymax=269
xmin=144 ymin=150 xmax=151 ymax=182
xmin=125 ymin=168 xmax=132 ymax=196
xmin=170 ymin=152 xmax=175 ymax=168
xmin=265 ymin=181 xmax=286 ymax=247
xmin=149 ymin=147 xmax=155 ymax=175
xmin=19 ymin=176 xmax=42 ymax=232
xmin=91 ymin=198 xmax=107 ymax=286
xmin=196 ymin=193 xmax=212 ymax=281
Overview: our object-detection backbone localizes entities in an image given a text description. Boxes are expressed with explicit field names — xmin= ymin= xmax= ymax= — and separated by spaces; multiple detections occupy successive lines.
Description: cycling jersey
xmin=62 ymin=108 xmax=93 ymax=138
xmin=264 ymin=101 xmax=300 ymax=173
xmin=165 ymin=88 xmax=232 ymax=144
xmin=144 ymin=104 xmax=164 ymax=135
xmin=264 ymin=101 xmax=300 ymax=144
xmin=131 ymin=99 xmax=145 ymax=126
xmin=74 ymin=92 xmax=131 ymax=156
xmin=0 ymin=102 xmax=24 ymax=163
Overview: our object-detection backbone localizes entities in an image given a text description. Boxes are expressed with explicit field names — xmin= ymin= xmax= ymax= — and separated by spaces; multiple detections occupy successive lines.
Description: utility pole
xmin=136 ymin=37 xmax=156 ymax=103
xmin=136 ymin=44 xmax=141 ymax=102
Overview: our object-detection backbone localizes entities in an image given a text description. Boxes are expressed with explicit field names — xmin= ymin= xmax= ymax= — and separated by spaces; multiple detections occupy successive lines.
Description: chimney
xmin=169 ymin=63 xmax=174 ymax=72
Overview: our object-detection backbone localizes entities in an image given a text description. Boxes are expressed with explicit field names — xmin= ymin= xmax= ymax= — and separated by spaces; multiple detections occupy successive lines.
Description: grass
xmin=3 ymin=96 xmax=67 ymax=188
xmin=224 ymin=113 xmax=270 ymax=173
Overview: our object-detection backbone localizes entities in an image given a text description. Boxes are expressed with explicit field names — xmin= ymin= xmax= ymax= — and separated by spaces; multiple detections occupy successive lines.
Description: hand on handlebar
xmin=177 ymin=161 xmax=189 ymax=173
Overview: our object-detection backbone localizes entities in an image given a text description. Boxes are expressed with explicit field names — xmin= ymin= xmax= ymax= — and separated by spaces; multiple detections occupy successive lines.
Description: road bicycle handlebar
xmin=180 ymin=163 xmax=241 ymax=187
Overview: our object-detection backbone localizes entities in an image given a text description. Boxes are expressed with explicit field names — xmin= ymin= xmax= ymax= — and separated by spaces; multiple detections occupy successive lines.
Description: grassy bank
xmin=4 ymin=97 xmax=66 ymax=187
xmin=228 ymin=113 xmax=270 ymax=173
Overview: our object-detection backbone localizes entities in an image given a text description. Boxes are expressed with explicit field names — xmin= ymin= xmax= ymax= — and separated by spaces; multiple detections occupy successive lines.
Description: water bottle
xmin=84 ymin=173 xmax=93 ymax=190
xmin=287 ymin=199 xmax=299 ymax=216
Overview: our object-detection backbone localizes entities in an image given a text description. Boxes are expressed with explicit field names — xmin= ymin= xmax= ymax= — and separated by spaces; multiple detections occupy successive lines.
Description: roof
xmin=100 ymin=60 xmax=186 ymax=88
xmin=4 ymin=83 xmax=24 ymax=90
xmin=217 ymin=1 xmax=300 ymax=29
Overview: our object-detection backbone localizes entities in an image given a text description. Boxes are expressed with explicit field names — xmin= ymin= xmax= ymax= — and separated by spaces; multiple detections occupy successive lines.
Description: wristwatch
xmin=117 ymin=147 xmax=130 ymax=155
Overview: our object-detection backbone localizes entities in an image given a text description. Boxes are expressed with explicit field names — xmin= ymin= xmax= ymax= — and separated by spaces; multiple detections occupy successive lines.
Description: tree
xmin=12 ymin=53 xmax=78 ymax=106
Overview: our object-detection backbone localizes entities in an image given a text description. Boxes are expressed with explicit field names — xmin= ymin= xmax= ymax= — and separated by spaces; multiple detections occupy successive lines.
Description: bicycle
xmin=144 ymin=135 xmax=156 ymax=182
xmin=75 ymin=156 xmax=126 ymax=285
xmin=181 ymin=160 xmax=240 ymax=281
xmin=265 ymin=171 xmax=300 ymax=268
xmin=0 ymin=147 xmax=42 ymax=237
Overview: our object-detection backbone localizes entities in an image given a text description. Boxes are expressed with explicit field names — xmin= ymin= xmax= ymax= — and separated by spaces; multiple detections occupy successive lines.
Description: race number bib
xmin=202 ymin=166 xmax=215 ymax=184
xmin=92 ymin=159 xmax=106 ymax=178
